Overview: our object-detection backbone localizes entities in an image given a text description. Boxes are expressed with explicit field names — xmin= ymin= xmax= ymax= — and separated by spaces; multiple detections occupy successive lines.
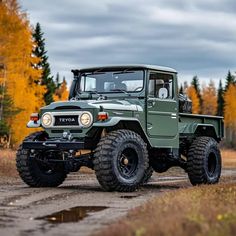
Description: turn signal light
xmin=97 ymin=112 xmax=109 ymax=121
xmin=30 ymin=113 xmax=39 ymax=122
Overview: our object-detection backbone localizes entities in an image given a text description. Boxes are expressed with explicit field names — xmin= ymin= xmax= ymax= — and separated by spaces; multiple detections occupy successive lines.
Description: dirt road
xmin=0 ymin=168 xmax=236 ymax=236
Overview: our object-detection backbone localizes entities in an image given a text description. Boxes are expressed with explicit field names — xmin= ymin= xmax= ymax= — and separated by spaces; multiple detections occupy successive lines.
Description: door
xmin=147 ymin=72 xmax=178 ymax=147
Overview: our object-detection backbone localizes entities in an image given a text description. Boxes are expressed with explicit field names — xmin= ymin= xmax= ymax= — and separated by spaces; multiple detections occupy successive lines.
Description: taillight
xmin=97 ymin=112 xmax=109 ymax=121
xmin=30 ymin=113 xmax=39 ymax=123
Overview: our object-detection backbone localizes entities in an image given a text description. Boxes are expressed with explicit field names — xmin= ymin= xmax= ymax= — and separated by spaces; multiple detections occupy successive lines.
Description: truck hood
xmin=41 ymin=100 xmax=143 ymax=112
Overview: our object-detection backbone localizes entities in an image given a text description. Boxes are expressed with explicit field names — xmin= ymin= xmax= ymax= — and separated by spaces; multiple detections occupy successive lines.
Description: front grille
xmin=70 ymin=130 xmax=82 ymax=133
xmin=51 ymin=130 xmax=63 ymax=133
xmin=55 ymin=106 xmax=81 ymax=110
xmin=54 ymin=115 xmax=79 ymax=126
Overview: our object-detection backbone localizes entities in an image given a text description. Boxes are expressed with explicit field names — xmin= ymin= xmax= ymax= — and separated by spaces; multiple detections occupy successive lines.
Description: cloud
xmin=20 ymin=0 xmax=236 ymax=85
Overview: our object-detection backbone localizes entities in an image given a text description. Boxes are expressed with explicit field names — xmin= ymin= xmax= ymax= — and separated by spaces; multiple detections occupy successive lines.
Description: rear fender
xmin=194 ymin=124 xmax=218 ymax=141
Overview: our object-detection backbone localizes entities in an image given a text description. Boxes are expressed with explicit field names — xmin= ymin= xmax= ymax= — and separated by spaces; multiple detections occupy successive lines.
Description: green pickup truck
xmin=16 ymin=65 xmax=224 ymax=192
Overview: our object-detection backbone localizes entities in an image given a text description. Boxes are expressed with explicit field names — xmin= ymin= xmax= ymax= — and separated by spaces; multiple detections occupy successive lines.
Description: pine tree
xmin=191 ymin=75 xmax=202 ymax=112
xmin=0 ymin=89 xmax=21 ymax=136
xmin=225 ymin=70 xmax=235 ymax=91
xmin=33 ymin=22 xmax=55 ymax=105
xmin=191 ymin=76 xmax=201 ymax=98
xmin=217 ymin=80 xmax=224 ymax=116
xmin=55 ymin=72 xmax=61 ymax=89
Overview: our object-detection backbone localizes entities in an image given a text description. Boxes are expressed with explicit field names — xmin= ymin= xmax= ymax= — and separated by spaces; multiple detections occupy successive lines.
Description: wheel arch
xmin=115 ymin=120 xmax=151 ymax=147
xmin=194 ymin=124 xmax=219 ymax=142
xmin=88 ymin=117 xmax=151 ymax=148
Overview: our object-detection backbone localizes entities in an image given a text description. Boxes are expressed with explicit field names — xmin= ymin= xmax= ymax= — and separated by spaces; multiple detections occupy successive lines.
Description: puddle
xmin=120 ymin=195 xmax=138 ymax=199
xmin=37 ymin=206 xmax=108 ymax=224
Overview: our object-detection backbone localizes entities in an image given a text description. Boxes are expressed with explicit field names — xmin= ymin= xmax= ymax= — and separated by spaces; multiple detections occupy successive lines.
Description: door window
xmin=148 ymin=73 xmax=174 ymax=99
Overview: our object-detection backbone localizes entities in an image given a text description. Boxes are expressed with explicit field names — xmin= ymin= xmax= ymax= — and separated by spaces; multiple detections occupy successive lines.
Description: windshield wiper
xmin=86 ymin=90 xmax=101 ymax=96
xmin=110 ymin=89 xmax=131 ymax=96
xmin=86 ymin=90 xmax=107 ymax=100
xmin=73 ymin=90 xmax=102 ymax=100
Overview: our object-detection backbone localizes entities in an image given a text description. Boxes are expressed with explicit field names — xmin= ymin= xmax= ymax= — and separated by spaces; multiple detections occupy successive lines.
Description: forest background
xmin=0 ymin=0 xmax=235 ymax=148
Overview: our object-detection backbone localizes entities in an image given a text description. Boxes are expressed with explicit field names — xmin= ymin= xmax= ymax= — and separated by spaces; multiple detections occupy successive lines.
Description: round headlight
xmin=42 ymin=113 xmax=52 ymax=127
xmin=80 ymin=112 xmax=92 ymax=127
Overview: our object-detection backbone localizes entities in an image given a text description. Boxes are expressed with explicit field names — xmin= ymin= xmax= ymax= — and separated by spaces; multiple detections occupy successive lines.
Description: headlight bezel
xmin=41 ymin=112 xmax=53 ymax=127
xmin=80 ymin=112 xmax=93 ymax=128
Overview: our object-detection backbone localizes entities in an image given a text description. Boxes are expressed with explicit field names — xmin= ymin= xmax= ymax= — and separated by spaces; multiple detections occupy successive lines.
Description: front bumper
xmin=22 ymin=140 xmax=84 ymax=150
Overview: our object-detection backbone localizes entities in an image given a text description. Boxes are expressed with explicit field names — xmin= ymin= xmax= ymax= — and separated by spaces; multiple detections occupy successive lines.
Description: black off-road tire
xmin=93 ymin=129 xmax=149 ymax=192
xmin=16 ymin=131 xmax=67 ymax=187
xmin=187 ymin=136 xmax=221 ymax=185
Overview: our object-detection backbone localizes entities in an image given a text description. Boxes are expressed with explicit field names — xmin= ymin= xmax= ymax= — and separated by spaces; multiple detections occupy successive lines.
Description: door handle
xmin=147 ymin=100 xmax=155 ymax=107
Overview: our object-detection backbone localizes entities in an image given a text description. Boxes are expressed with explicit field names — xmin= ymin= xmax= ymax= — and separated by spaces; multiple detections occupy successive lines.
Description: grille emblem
xmin=59 ymin=118 xmax=76 ymax=122
xmin=54 ymin=115 xmax=79 ymax=126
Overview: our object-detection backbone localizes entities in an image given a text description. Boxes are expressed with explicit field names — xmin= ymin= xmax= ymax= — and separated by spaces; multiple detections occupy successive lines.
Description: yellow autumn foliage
xmin=187 ymin=85 xmax=200 ymax=114
xmin=224 ymin=84 xmax=236 ymax=129
xmin=0 ymin=0 xmax=45 ymax=146
xmin=201 ymin=80 xmax=217 ymax=115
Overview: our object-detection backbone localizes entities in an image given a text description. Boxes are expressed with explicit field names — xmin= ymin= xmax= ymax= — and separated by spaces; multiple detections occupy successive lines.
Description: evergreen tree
xmin=191 ymin=75 xmax=202 ymax=112
xmin=217 ymin=80 xmax=224 ymax=116
xmin=225 ymin=70 xmax=235 ymax=91
xmin=0 ymin=87 xmax=20 ymax=136
xmin=33 ymin=22 xmax=55 ymax=104
xmin=55 ymin=72 xmax=61 ymax=89
xmin=191 ymin=76 xmax=201 ymax=100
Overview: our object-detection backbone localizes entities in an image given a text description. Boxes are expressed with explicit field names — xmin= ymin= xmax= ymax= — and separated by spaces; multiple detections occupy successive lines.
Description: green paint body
xmin=38 ymin=65 xmax=224 ymax=149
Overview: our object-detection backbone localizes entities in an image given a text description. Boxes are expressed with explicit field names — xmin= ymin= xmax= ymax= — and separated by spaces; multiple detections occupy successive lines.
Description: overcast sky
xmin=20 ymin=0 xmax=236 ymax=86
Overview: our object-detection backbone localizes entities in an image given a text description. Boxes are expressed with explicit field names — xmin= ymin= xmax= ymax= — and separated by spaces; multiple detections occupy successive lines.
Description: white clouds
xmin=19 ymin=0 xmax=236 ymax=84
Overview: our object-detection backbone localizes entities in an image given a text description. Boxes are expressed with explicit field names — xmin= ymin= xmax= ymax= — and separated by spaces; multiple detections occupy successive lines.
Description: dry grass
xmin=221 ymin=149 xmax=236 ymax=168
xmin=97 ymin=183 xmax=236 ymax=236
xmin=0 ymin=149 xmax=93 ymax=177
xmin=0 ymin=148 xmax=235 ymax=177
xmin=0 ymin=149 xmax=17 ymax=177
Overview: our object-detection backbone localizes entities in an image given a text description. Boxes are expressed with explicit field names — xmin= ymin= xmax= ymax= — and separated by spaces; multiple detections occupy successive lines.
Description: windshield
xmin=77 ymin=70 xmax=144 ymax=94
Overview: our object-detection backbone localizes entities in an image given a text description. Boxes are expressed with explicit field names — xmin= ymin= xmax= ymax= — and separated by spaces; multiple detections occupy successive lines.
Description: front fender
xmin=92 ymin=117 xmax=151 ymax=147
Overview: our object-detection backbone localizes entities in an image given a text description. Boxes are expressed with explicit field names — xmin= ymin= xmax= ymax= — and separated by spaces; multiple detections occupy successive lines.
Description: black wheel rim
xmin=207 ymin=152 xmax=217 ymax=176
xmin=117 ymin=148 xmax=139 ymax=179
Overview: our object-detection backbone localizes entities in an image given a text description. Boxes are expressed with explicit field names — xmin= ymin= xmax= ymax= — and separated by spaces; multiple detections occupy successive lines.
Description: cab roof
xmin=72 ymin=64 xmax=177 ymax=74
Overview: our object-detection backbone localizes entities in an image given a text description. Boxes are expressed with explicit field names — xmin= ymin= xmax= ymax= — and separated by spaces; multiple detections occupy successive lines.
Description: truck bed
xmin=179 ymin=113 xmax=224 ymax=141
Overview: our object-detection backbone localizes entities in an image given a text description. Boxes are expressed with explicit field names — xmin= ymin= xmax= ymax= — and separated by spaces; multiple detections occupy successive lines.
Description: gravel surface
xmin=0 ymin=168 xmax=235 ymax=236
